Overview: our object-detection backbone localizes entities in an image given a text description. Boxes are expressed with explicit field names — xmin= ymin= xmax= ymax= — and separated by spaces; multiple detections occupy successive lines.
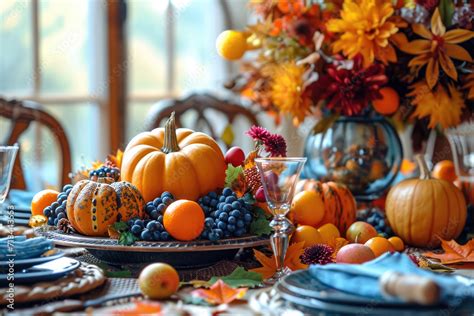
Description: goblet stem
xmin=267 ymin=214 xmax=294 ymax=284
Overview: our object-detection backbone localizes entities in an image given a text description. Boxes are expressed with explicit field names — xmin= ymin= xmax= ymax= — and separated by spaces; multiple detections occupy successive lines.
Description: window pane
xmin=127 ymin=0 xmax=167 ymax=95
xmin=0 ymin=0 xmax=33 ymax=95
xmin=174 ymin=0 xmax=226 ymax=93
xmin=126 ymin=102 xmax=155 ymax=142
xmin=39 ymin=0 xmax=89 ymax=94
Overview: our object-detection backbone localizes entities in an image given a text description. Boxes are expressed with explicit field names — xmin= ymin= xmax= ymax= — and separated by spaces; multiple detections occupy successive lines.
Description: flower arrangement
xmin=219 ymin=0 xmax=474 ymax=130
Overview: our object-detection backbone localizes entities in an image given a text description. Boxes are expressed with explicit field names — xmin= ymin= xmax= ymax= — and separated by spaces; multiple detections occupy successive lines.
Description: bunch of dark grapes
xmin=198 ymin=187 xmax=253 ymax=241
xmin=356 ymin=208 xmax=394 ymax=238
xmin=44 ymin=184 xmax=73 ymax=226
xmin=129 ymin=192 xmax=175 ymax=241
xmin=89 ymin=165 xmax=120 ymax=182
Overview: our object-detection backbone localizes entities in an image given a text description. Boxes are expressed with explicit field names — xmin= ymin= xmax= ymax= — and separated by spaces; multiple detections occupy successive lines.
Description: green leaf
xmin=438 ymin=0 xmax=454 ymax=27
xmin=312 ymin=115 xmax=339 ymax=134
xmin=250 ymin=217 xmax=272 ymax=236
xmin=225 ymin=164 xmax=244 ymax=188
xmin=251 ymin=206 xmax=271 ymax=219
xmin=208 ymin=267 xmax=263 ymax=288
xmin=111 ymin=221 xmax=128 ymax=232
xmin=118 ymin=231 xmax=138 ymax=246
xmin=242 ymin=192 xmax=256 ymax=205
xmin=96 ymin=263 xmax=132 ymax=278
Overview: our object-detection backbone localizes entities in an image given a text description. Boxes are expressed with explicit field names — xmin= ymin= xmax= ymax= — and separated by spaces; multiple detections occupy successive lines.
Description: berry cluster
xmin=129 ymin=192 xmax=175 ymax=241
xmin=44 ymin=184 xmax=73 ymax=226
xmin=198 ymin=187 xmax=253 ymax=241
xmin=89 ymin=165 xmax=120 ymax=182
xmin=357 ymin=208 xmax=394 ymax=238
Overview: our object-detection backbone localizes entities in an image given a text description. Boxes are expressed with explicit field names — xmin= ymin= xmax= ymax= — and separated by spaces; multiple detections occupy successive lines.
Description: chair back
xmin=0 ymin=98 xmax=72 ymax=190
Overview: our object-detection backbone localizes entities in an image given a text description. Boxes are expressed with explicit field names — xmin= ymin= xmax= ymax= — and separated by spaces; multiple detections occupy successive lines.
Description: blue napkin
xmin=309 ymin=253 xmax=474 ymax=306
xmin=6 ymin=189 xmax=34 ymax=210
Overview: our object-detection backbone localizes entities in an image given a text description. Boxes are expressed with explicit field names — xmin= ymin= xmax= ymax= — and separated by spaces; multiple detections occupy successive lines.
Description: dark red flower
xmin=300 ymin=244 xmax=334 ymax=265
xmin=263 ymin=134 xmax=287 ymax=157
xmin=311 ymin=55 xmax=387 ymax=116
xmin=246 ymin=126 xmax=272 ymax=142
xmin=416 ymin=0 xmax=439 ymax=12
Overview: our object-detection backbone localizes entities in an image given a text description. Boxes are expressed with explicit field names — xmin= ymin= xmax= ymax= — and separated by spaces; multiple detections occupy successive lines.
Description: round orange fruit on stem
xmin=291 ymin=190 xmax=325 ymax=227
xmin=31 ymin=189 xmax=59 ymax=216
xmin=432 ymin=160 xmax=457 ymax=182
xmin=365 ymin=237 xmax=395 ymax=257
xmin=291 ymin=225 xmax=323 ymax=247
xmin=372 ymin=87 xmax=399 ymax=115
xmin=163 ymin=200 xmax=205 ymax=241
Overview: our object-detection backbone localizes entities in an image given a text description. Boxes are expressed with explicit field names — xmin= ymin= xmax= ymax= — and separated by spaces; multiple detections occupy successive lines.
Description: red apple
xmin=346 ymin=221 xmax=378 ymax=244
xmin=336 ymin=244 xmax=376 ymax=264
xmin=225 ymin=146 xmax=245 ymax=167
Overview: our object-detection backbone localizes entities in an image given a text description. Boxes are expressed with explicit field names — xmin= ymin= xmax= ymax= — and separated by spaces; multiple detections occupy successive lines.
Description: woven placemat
xmin=0 ymin=261 xmax=105 ymax=305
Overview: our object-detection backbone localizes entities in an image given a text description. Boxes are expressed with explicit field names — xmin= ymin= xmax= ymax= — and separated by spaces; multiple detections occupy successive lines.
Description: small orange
xmin=432 ymin=160 xmax=457 ymax=182
xmin=372 ymin=87 xmax=399 ymax=115
xmin=388 ymin=236 xmax=405 ymax=252
xmin=365 ymin=237 xmax=395 ymax=257
xmin=317 ymin=223 xmax=340 ymax=244
xmin=163 ymin=200 xmax=205 ymax=241
xmin=31 ymin=189 xmax=59 ymax=216
xmin=291 ymin=225 xmax=323 ymax=247
xmin=291 ymin=191 xmax=325 ymax=227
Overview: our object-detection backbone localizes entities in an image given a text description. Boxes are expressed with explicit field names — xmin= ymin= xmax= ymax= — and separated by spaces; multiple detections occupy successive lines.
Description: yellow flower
xmin=408 ymin=81 xmax=465 ymax=129
xmin=270 ymin=62 xmax=311 ymax=124
xmin=398 ymin=8 xmax=474 ymax=89
xmin=326 ymin=0 xmax=399 ymax=67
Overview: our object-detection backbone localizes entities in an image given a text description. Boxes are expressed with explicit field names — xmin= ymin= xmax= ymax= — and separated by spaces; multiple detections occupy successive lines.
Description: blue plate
xmin=0 ymin=250 xmax=64 ymax=272
xmin=0 ymin=257 xmax=80 ymax=286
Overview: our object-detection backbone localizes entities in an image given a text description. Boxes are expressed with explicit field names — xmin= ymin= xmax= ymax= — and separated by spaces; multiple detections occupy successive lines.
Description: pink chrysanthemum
xmin=246 ymin=126 xmax=272 ymax=142
xmin=263 ymin=134 xmax=287 ymax=157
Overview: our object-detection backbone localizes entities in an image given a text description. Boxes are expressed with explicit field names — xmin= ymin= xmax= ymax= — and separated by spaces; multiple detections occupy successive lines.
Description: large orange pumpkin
xmin=121 ymin=112 xmax=226 ymax=202
xmin=386 ymin=155 xmax=467 ymax=248
xmin=66 ymin=178 xmax=145 ymax=236
xmin=295 ymin=179 xmax=356 ymax=233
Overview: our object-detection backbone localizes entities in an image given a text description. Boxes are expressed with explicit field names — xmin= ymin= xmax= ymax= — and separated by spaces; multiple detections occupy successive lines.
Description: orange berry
xmin=292 ymin=225 xmax=323 ymax=247
xmin=365 ymin=237 xmax=395 ymax=257
xmin=216 ymin=30 xmax=247 ymax=60
xmin=317 ymin=223 xmax=340 ymax=244
xmin=432 ymin=160 xmax=457 ymax=182
xmin=291 ymin=191 xmax=325 ymax=227
xmin=31 ymin=189 xmax=60 ymax=216
xmin=372 ymin=87 xmax=399 ymax=115
xmin=388 ymin=236 xmax=405 ymax=252
xmin=163 ymin=200 xmax=204 ymax=241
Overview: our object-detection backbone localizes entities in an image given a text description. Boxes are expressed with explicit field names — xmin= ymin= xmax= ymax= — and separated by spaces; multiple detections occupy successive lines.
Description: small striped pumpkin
xmin=66 ymin=178 xmax=144 ymax=236
xmin=295 ymin=179 xmax=357 ymax=233
xmin=386 ymin=155 xmax=466 ymax=248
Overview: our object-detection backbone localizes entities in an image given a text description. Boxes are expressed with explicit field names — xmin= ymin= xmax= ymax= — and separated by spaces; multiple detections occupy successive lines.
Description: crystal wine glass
xmin=0 ymin=145 xmax=19 ymax=204
xmin=255 ymin=157 xmax=306 ymax=284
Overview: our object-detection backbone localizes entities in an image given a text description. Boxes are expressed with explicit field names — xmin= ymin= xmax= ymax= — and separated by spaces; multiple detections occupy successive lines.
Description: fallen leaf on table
xmin=423 ymin=238 xmax=474 ymax=264
xmin=112 ymin=301 xmax=162 ymax=315
xmin=209 ymin=267 xmax=263 ymax=288
xmin=251 ymin=241 xmax=308 ymax=279
xmin=330 ymin=237 xmax=349 ymax=259
xmin=191 ymin=279 xmax=247 ymax=305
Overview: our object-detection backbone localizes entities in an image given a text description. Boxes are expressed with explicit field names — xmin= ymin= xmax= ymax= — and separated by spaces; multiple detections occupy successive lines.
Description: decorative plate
xmin=0 ymin=257 xmax=80 ymax=286
xmin=39 ymin=230 xmax=269 ymax=267
xmin=0 ymin=250 xmax=64 ymax=272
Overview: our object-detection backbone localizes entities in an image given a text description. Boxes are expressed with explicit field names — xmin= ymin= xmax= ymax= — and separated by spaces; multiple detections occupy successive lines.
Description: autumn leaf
xmin=251 ymin=241 xmax=308 ymax=279
xmin=423 ymin=239 xmax=474 ymax=265
xmin=191 ymin=279 xmax=247 ymax=305
xmin=330 ymin=237 xmax=349 ymax=260
xmin=112 ymin=301 xmax=162 ymax=315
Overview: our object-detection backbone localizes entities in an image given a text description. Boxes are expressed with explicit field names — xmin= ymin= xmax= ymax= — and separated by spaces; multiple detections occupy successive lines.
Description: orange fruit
xmin=216 ymin=30 xmax=247 ymax=60
xmin=291 ymin=225 xmax=323 ymax=247
xmin=317 ymin=223 xmax=340 ymax=244
xmin=138 ymin=263 xmax=180 ymax=299
xmin=163 ymin=200 xmax=205 ymax=241
xmin=365 ymin=237 xmax=395 ymax=257
xmin=291 ymin=191 xmax=325 ymax=227
xmin=432 ymin=160 xmax=457 ymax=182
xmin=372 ymin=87 xmax=399 ymax=115
xmin=31 ymin=189 xmax=59 ymax=216
xmin=388 ymin=236 xmax=405 ymax=252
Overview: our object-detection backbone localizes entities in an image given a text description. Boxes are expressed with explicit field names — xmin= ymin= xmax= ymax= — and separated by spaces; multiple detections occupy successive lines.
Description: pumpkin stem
xmin=415 ymin=154 xmax=431 ymax=180
xmin=161 ymin=112 xmax=180 ymax=154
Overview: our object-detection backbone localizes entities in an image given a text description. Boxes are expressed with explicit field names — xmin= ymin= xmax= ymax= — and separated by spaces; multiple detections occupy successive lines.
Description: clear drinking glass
xmin=255 ymin=157 xmax=306 ymax=284
xmin=0 ymin=145 xmax=19 ymax=204
xmin=446 ymin=121 xmax=474 ymax=204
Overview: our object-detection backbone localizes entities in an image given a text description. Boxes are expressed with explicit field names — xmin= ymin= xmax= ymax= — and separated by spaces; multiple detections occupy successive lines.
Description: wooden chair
xmin=144 ymin=93 xmax=260 ymax=149
xmin=0 ymin=98 xmax=72 ymax=190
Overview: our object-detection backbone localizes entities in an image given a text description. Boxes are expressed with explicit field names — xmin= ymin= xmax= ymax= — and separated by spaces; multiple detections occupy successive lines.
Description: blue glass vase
xmin=304 ymin=115 xmax=403 ymax=201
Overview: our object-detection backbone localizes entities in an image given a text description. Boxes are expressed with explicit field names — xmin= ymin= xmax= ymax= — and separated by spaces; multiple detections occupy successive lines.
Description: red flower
xmin=311 ymin=55 xmax=387 ymax=116
xmin=246 ymin=126 xmax=272 ymax=142
xmin=416 ymin=0 xmax=439 ymax=12
xmin=245 ymin=126 xmax=287 ymax=157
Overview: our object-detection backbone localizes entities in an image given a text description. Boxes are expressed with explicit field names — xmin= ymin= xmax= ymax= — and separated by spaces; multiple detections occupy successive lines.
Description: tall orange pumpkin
xmin=295 ymin=179 xmax=356 ymax=233
xmin=385 ymin=155 xmax=467 ymax=248
xmin=66 ymin=178 xmax=145 ymax=236
xmin=121 ymin=113 xmax=226 ymax=202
